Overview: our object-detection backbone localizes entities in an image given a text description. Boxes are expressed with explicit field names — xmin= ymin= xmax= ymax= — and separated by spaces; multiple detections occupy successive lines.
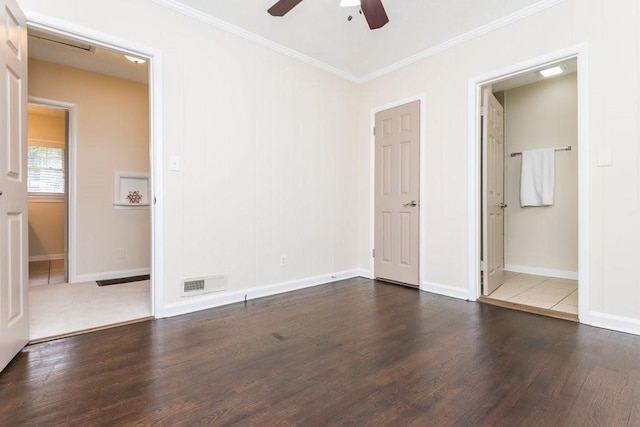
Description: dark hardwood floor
xmin=2 ymin=277 xmax=640 ymax=425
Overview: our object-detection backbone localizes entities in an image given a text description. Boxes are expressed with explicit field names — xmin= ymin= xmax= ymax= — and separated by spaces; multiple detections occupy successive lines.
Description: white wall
xmin=17 ymin=0 xmax=360 ymax=305
xmin=28 ymin=59 xmax=150 ymax=279
xmin=358 ymin=0 xmax=640 ymax=324
xmin=503 ymin=73 xmax=578 ymax=275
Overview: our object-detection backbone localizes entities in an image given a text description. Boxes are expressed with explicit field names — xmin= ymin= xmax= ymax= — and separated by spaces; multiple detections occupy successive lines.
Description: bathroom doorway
xmin=475 ymin=56 xmax=582 ymax=321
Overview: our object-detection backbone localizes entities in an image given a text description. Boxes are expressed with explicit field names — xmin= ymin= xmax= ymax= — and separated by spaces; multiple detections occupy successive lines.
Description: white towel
xmin=520 ymin=148 xmax=555 ymax=207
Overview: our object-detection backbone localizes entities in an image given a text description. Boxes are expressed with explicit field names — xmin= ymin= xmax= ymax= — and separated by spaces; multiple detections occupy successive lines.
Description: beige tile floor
xmin=29 ymin=259 xmax=66 ymax=286
xmin=488 ymin=271 xmax=578 ymax=315
xmin=29 ymin=260 xmax=151 ymax=341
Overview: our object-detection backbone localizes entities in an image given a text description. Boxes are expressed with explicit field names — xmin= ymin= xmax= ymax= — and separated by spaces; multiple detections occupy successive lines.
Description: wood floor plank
xmin=1 ymin=278 xmax=640 ymax=425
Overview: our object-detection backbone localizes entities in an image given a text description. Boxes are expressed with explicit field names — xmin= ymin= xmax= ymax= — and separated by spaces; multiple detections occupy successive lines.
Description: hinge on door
xmin=373 ymin=126 xmax=376 ymax=136
xmin=372 ymin=249 xmax=375 ymax=258
xmin=480 ymin=260 xmax=486 ymax=271
xmin=480 ymin=106 xmax=487 ymax=117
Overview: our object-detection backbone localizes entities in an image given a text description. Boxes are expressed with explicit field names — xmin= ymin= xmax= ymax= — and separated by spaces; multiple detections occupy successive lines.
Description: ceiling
xmin=28 ymin=29 xmax=148 ymax=84
xmin=25 ymin=1 xmax=564 ymax=85
xmin=163 ymin=0 xmax=557 ymax=80
xmin=491 ymin=58 xmax=577 ymax=92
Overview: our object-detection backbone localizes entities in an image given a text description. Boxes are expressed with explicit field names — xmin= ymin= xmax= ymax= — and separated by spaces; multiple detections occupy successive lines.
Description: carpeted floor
xmin=29 ymin=280 xmax=151 ymax=341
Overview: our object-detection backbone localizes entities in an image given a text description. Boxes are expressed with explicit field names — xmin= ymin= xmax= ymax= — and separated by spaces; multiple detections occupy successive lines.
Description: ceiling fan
xmin=268 ymin=0 xmax=389 ymax=30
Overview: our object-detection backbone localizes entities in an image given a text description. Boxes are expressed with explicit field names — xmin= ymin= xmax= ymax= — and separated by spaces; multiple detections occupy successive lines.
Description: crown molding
xmin=152 ymin=0 xmax=360 ymax=82
xmin=153 ymin=0 xmax=567 ymax=84
xmin=357 ymin=0 xmax=567 ymax=83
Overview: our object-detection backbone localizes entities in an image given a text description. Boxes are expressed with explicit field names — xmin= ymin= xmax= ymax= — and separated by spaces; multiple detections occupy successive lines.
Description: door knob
xmin=500 ymin=203 xmax=508 ymax=209
xmin=403 ymin=200 xmax=418 ymax=207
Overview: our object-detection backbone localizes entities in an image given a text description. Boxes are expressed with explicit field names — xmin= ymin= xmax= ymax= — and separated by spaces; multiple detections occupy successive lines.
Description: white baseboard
xmin=587 ymin=311 xmax=640 ymax=336
xmin=356 ymin=268 xmax=373 ymax=279
xmin=505 ymin=264 xmax=578 ymax=280
xmin=162 ymin=269 xmax=361 ymax=318
xmin=72 ymin=268 xmax=150 ymax=284
xmin=421 ymin=281 xmax=469 ymax=300
xmin=29 ymin=254 xmax=65 ymax=262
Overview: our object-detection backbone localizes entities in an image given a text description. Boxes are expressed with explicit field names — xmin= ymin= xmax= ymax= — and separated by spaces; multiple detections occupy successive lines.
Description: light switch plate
xmin=597 ymin=147 xmax=612 ymax=167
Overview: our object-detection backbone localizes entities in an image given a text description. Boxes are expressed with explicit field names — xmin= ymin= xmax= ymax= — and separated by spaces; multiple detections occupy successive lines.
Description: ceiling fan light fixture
xmin=125 ymin=55 xmax=146 ymax=65
xmin=340 ymin=0 xmax=361 ymax=7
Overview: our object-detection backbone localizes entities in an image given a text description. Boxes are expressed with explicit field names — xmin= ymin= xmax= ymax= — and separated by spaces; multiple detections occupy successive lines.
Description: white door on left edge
xmin=0 ymin=0 xmax=29 ymax=373
xmin=374 ymin=100 xmax=420 ymax=287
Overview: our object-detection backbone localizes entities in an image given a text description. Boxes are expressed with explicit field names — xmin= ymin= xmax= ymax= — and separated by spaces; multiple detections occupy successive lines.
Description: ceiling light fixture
xmin=125 ymin=55 xmax=146 ymax=65
xmin=340 ymin=0 xmax=361 ymax=7
xmin=539 ymin=66 xmax=563 ymax=78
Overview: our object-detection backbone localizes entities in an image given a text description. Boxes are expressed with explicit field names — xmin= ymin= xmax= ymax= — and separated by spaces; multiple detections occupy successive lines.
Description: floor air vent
xmin=182 ymin=275 xmax=227 ymax=296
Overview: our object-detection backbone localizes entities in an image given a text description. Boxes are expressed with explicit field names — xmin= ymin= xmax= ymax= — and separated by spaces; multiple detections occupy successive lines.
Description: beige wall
xmin=28 ymin=112 xmax=65 ymax=141
xmin=503 ymin=73 xmax=578 ymax=275
xmin=28 ymin=59 xmax=150 ymax=279
xmin=28 ymin=202 xmax=65 ymax=258
xmin=28 ymin=112 xmax=66 ymax=259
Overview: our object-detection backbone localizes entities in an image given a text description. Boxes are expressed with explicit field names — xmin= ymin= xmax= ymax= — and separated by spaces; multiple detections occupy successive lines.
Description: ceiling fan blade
xmin=360 ymin=0 xmax=389 ymax=30
xmin=268 ymin=0 xmax=303 ymax=16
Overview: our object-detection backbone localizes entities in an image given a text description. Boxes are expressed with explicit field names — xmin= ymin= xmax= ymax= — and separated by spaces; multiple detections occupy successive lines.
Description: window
xmin=27 ymin=142 xmax=65 ymax=197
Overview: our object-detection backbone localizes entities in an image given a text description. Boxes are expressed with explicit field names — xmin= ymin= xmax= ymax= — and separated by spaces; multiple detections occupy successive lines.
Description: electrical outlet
xmin=280 ymin=255 xmax=288 ymax=267
xmin=169 ymin=156 xmax=181 ymax=171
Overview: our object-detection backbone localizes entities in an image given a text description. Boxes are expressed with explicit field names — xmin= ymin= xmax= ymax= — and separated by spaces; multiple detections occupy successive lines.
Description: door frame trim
xmin=25 ymin=13 xmax=165 ymax=318
xmin=467 ymin=44 xmax=590 ymax=322
xmin=369 ymin=94 xmax=426 ymax=286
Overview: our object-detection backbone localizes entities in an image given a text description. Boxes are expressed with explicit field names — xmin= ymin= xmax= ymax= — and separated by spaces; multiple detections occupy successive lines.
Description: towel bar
xmin=510 ymin=146 xmax=571 ymax=157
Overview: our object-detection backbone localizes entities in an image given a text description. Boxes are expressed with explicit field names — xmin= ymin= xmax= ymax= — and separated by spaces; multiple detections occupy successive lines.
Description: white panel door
xmin=374 ymin=101 xmax=420 ymax=287
xmin=0 ymin=0 xmax=29 ymax=372
xmin=482 ymin=88 xmax=505 ymax=295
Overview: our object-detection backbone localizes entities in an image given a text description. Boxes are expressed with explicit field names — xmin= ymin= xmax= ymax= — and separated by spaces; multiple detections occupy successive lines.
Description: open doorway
xmin=26 ymin=29 xmax=154 ymax=341
xmin=475 ymin=56 xmax=581 ymax=321
xmin=27 ymin=103 xmax=68 ymax=286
